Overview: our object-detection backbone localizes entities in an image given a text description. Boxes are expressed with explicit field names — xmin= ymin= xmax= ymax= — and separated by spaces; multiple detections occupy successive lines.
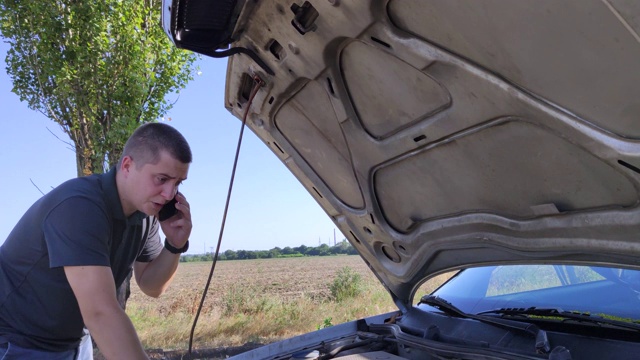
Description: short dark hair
xmin=120 ymin=123 xmax=192 ymax=168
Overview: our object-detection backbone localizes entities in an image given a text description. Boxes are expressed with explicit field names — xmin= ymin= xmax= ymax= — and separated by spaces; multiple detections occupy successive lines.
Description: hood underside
xmin=183 ymin=0 xmax=640 ymax=303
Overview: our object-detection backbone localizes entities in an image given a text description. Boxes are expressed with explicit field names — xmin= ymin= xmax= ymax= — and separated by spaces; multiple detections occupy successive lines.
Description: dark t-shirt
xmin=0 ymin=168 xmax=163 ymax=351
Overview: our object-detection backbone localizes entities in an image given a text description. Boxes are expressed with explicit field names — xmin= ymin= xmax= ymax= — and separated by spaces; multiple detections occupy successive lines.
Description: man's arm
xmin=65 ymin=265 xmax=149 ymax=360
xmin=134 ymin=192 xmax=191 ymax=297
xmin=133 ymin=250 xmax=180 ymax=298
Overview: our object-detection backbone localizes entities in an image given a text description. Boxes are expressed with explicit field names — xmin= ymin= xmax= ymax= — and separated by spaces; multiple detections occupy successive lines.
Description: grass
xmin=127 ymin=274 xmax=392 ymax=350
xmin=329 ymin=266 xmax=364 ymax=302
xmin=126 ymin=257 xmax=452 ymax=352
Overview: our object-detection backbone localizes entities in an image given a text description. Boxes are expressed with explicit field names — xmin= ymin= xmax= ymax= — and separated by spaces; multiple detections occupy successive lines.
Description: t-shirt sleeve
xmin=43 ymin=197 xmax=111 ymax=268
xmin=136 ymin=216 xmax=163 ymax=262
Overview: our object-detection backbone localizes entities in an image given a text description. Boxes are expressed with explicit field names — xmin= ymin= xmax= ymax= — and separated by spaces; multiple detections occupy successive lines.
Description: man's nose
xmin=161 ymin=184 xmax=178 ymax=200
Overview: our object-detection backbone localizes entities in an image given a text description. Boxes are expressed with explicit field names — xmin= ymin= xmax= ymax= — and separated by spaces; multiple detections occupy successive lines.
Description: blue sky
xmin=0 ymin=41 xmax=340 ymax=253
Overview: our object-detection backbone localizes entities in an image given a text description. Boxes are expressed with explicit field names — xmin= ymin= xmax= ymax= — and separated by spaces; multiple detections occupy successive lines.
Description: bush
xmin=221 ymin=284 xmax=250 ymax=316
xmin=221 ymin=284 xmax=281 ymax=316
xmin=329 ymin=266 xmax=363 ymax=302
xmin=317 ymin=317 xmax=333 ymax=329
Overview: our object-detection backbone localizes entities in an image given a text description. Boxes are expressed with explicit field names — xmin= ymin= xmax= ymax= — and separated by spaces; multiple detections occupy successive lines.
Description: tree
xmin=236 ymin=250 xmax=249 ymax=260
xmin=282 ymin=246 xmax=295 ymax=255
xmin=0 ymin=0 xmax=197 ymax=176
xmin=293 ymin=245 xmax=308 ymax=255
xmin=268 ymin=247 xmax=282 ymax=258
xmin=331 ymin=239 xmax=353 ymax=255
xmin=0 ymin=0 xmax=197 ymax=310
xmin=224 ymin=249 xmax=238 ymax=261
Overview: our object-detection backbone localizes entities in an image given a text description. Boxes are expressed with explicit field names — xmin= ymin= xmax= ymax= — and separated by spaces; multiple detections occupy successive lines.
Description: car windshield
xmin=423 ymin=264 xmax=640 ymax=321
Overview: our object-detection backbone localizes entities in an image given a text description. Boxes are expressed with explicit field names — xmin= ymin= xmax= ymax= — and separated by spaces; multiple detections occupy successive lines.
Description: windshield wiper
xmin=419 ymin=295 xmax=551 ymax=354
xmin=477 ymin=307 xmax=640 ymax=332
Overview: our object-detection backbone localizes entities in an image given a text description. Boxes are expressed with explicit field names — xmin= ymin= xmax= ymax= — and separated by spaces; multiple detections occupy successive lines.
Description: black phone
xmin=158 ymin=197 xmax=178 ymax=221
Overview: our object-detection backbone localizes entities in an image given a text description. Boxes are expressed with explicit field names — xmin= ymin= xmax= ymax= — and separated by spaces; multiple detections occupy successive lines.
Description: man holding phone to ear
xmin=0 ymin=123 xmax=192 ymax=359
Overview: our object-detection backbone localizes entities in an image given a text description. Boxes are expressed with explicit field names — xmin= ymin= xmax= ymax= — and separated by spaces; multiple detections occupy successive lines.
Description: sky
xmin=0 ymin=41 xmax=340 ymax=254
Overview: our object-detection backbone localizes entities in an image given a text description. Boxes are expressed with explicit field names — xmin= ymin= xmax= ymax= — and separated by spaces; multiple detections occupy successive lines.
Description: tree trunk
xmin=75 ymin=146 xmax=92 ymax=178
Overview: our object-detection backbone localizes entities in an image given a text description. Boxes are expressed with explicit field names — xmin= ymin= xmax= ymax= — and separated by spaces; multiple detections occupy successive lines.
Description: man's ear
xmin=120 ymin=156 xmax=134 ymax=175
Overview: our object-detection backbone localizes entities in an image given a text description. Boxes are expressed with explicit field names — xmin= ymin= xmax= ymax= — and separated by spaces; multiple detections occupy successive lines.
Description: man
xmin=0 ymin=123 xmax=192 ymax=359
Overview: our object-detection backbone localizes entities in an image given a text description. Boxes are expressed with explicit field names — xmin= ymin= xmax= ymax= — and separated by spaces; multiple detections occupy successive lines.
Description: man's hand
xmin=135 ymin=192 xmax=192 ymax=297
xmin=160 ymin=192 xmax=191 ymax=249
xmin=64 ymin=266 xmax=149 ymax=360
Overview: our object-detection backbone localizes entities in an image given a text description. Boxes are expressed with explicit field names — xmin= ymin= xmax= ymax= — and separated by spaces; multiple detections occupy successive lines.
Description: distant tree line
xmin=179 ymin=240 xmax=358 ymax=262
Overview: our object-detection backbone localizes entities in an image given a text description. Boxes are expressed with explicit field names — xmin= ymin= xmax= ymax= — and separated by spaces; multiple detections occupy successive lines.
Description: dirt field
xmin=123 ymin=255 xmax=452 ymax=359
xmin=128 ymin=255 xmax=381 ymax=316
xmin=123 ymin=256 xmax=388 ymax=359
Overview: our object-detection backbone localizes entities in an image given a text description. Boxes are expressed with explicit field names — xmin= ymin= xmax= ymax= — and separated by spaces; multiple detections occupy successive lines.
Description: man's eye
xmin=156 ymin=177 xmax=167 ymax=184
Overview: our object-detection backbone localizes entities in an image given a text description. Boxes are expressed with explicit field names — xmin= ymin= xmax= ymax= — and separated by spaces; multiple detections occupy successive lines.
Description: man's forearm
xmin=65 ymin=265 xmax=149 ymax=359
xmin=86 ymin=305 xmax=149 ymax=360
xmin=135 ymin=249 xmax=181 ymax=297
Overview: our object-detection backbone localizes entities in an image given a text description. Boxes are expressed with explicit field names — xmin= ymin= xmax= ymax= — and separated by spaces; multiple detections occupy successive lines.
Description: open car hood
xmin=164 ymin=0 xmax=640 ymax=306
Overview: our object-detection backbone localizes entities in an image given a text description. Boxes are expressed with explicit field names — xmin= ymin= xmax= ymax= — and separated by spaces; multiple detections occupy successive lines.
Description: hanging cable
xmin=187 ymin=74 xmax=266 ymax=357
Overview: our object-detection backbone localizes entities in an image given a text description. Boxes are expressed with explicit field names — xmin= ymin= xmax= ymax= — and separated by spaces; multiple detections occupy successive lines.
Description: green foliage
xmin=329 ymin=266 xmax=363 ymax=302
xmin=179 ymin=253 xmax=213 ymax=262
xmin=0 ymin=0 xmax=197 ymax=176
xmin=180 ymin=240 xmax=358 ymax=262
xmin=317 ymin=317 xmax=333 ymax=330
xmin=279 ymin=253 xmax=305 ymax=258
xmin=221 ymin=284 xmax=251 ymax=316
xmin=221 ymin=284 xmax=279 ymax=317
xmin=224 ymin=249 xmax=238 ymax=260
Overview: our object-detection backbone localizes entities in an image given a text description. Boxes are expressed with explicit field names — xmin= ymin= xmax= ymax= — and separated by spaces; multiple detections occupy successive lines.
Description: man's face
xmin=120 ymin=150 xmax=189 ymax=217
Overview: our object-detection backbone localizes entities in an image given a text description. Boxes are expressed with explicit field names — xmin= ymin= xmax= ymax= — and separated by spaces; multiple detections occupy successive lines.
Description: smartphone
xmin=158 ymin=197 xmax=178 ymax=221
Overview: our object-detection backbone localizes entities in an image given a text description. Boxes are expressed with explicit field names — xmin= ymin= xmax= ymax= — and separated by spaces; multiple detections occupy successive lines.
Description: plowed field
xmin=128 ymin=255 xmax=383 ymax=316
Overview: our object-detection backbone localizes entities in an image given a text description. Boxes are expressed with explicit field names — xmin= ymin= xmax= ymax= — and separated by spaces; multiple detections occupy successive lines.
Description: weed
xmin=317 ymin=317 xmax=333 ymax=329
xmin=329 ymin=266 xmax=363 ymax=302
xmin=126 ymin=257 xmax=452 ymax=350
xmin=221 ymin=284 xmax=251 ymax=316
